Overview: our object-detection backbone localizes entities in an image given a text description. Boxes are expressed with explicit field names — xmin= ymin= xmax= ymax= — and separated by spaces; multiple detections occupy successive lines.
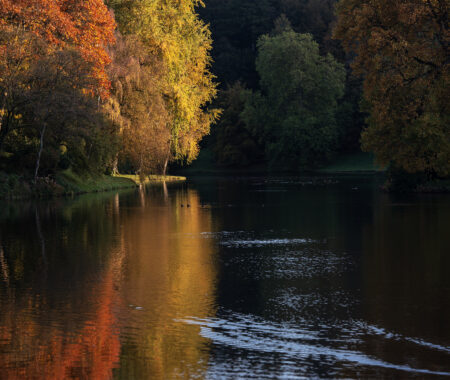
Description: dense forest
xmin=0 ymin=0 xmax=448 ymax=193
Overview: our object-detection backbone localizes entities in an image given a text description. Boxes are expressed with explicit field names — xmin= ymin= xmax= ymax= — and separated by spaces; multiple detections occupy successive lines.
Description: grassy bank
xmin=56 ymin=170 xmax=137 ymax=195
xmin=0 ymin=170 xmax=137 ymax=200
xmin=0 ymin=170 xmax=188 ymax=200
xmin=116 ymin=174 xmax=186 ymax=184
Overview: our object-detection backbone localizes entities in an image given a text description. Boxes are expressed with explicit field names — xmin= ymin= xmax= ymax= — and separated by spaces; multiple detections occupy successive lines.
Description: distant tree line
xmin=200 ymin=0 xmax=449 ymax=181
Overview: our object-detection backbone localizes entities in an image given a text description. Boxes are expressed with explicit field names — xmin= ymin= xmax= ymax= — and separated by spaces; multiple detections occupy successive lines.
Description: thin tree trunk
xmin=112 ymin=154 xmax=119 ymax=175
xmin=138 ymin=154 xmax=145 ymax=184
xmin=34 ymin=124 xmax=46 ymax=184
xmin=163 ymin=156 xmax=169 ymax=177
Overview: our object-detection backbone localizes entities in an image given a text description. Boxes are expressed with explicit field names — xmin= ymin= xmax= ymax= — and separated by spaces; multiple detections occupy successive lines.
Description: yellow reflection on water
xmin=116 ymin=185 xmax=217 ymax=379
xmin=0 ymin=186 xmax=217 ymax=379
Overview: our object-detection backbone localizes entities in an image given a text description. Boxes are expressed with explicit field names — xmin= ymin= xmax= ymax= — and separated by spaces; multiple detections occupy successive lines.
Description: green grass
xmin=318 ymin=152 xmax=384 ymax=173
xmin=56 ymin=170 xmax=137 ymax=194
xmin=115 ymin=174 xmax=186 ymax=185
xmin=0 ymin=169 xmax=138 ymax=199
xmin=0 ymin=170 xmax=187 ymax=200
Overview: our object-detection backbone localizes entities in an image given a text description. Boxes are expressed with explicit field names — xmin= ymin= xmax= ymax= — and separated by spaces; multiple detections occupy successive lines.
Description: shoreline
xmin=0 ymin=171 xmax=187 ymax=200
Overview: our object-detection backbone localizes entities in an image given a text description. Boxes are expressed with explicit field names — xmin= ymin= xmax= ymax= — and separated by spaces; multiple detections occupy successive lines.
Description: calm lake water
xmin=0 ymin=176 xmax=449 ymax=379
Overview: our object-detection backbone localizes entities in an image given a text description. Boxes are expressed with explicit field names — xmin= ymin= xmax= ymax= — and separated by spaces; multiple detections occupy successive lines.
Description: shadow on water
xmin=0 ymin=176 xmax=449 ymax=378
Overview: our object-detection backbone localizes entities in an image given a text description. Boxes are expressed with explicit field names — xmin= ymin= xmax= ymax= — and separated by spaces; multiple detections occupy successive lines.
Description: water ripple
xmin=177 ymin=313 xmax=450 ymax=377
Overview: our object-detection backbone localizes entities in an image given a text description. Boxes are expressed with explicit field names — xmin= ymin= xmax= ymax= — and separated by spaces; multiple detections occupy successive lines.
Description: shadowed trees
xmin=334 ymin=0 xmax=450 ymax=178
xmin=0 ymin=28 xmax=117 ymax=180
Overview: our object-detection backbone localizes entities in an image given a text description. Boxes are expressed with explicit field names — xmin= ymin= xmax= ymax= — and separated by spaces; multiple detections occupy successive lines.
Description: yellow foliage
xmin=111 ymin=0 xmax=219 ymax=163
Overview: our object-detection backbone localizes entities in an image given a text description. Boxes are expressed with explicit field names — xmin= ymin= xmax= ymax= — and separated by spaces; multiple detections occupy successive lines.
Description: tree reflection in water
xmin=0 ymin=184 xmax=218 ymax=379
xmin=116 ymin=184 xmax=217 ymax=378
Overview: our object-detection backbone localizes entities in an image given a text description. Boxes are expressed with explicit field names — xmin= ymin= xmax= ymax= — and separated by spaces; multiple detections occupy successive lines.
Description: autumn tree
xmin=110 ymin=0 xmax=219 ymax=173
xmin=105 ymin=34 xmax=171 ymax=178
xmin=0 ymin=27 xmax=117 ymax=179
xmin=0 ymin=27 xmax=46 ymax=153
xmin=243 ymin=30 xmax=346 ymax=170
xmin=0 ymin=1 xmax=117 ymax=179
xmin=0 ymin=0 xmax=116 ymax=97
xmin=334 ymin=0 xmax=450 ymax=177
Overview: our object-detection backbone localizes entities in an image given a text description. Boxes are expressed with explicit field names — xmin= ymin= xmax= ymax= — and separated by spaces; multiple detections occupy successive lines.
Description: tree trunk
xmin=34 ymin=124 xmax=47 ymax=184
xmin=163 ymin=156 xmax=169 ymax=177
xmin=138 ymin=154 xmax=145 ymax=184
xmin=112 ymin=154 xmax=119 ymax=175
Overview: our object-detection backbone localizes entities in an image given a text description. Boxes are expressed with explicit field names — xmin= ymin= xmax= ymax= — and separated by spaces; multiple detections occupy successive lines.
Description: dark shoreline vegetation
xmin=0 ymin=0 xmax=448 ymax=197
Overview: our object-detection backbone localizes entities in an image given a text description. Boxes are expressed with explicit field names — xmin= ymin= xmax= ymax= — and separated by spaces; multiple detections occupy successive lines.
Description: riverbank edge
xmin=0 ymin=171 xmax=186 ymax=200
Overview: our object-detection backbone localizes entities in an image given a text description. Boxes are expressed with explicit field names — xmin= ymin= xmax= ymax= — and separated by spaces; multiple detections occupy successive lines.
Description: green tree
xmin=213 ymin=82 xmax=262 ymax=166
xmin=243 ymin=30 xmax=345 ymax=170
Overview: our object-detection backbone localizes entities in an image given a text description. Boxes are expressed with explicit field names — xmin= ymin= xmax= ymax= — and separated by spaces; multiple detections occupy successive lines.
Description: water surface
xmin=0 ymin=176 xmax=449 ymax=378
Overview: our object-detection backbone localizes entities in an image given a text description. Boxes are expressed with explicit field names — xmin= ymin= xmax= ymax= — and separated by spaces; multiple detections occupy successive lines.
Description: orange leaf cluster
xmin=0 ymin=0 xmax=116 ymax=97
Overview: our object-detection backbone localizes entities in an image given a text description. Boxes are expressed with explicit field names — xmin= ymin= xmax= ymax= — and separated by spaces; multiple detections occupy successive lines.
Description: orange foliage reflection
xmin=0 ymin=248 xmax=124 ymax=379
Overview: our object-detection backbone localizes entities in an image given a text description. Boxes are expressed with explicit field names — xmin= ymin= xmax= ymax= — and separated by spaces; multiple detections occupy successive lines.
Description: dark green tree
xmin=213 ymin=82 xmax=262 ymax=166
xmin=243 ymin=30 xmax=346 ymax=170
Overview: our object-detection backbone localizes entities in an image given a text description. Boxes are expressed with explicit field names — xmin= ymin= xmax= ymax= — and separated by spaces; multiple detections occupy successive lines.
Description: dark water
xmin=0 ymin=176 xmax=449 ymax=379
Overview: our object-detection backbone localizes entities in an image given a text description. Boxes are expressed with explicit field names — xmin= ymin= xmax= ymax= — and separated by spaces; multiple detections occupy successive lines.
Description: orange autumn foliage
xmin=0 ymin=0 xmax=116 ymax=97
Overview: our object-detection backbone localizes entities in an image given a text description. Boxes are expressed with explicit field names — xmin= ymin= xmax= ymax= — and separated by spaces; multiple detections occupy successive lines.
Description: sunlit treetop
xmin=0 ymin=0 xmax=116 ymax=97
xmin=109 ymin=0 xmax=219 ymax=164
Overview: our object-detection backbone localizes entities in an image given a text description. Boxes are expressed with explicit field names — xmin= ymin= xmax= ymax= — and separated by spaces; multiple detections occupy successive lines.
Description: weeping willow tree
xmin=109 ymin=0 xmax=219 ymax=174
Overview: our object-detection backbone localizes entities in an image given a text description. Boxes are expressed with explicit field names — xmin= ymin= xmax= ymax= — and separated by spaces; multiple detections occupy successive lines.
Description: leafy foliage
xmin=213 ymin=83 xmax=262 ymax=166
xmin=0 ymin=27 xmax=117 ymax=177
xmin=105 ymin=34 xmax=171 ymax=177
xmin=110 ymin=0 xmax=219 ymax=165
xmin=243 ymin=30 xmax=346 ymax=170
xmin=334 ymin=0 xmax=450 ymax=176
xmin=0 ymin=0 xmax=116 ymax=97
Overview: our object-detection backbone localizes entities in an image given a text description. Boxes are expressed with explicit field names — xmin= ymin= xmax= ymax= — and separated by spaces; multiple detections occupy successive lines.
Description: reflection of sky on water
xmin=178 ymin=215 xmax=450 ymax=378
xmin=180 ymin=313 xmax=450 ymax=378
